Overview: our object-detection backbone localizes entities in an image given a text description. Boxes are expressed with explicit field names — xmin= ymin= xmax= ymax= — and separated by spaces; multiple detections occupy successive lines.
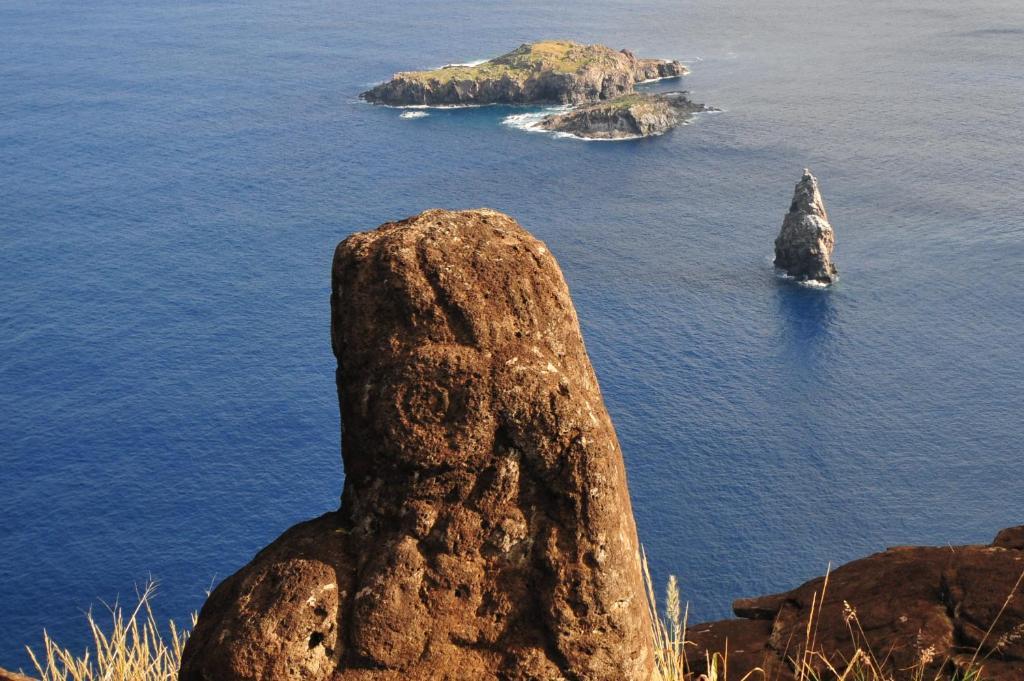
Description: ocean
xmin=2 ymin=0 xmax=1022 ymax=670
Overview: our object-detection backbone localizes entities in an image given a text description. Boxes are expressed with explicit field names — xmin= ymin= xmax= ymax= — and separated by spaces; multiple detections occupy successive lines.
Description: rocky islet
xmin=361 ymin=41 xmax=687 ymax=107
xmin=537 ymin=91 xmax=715 ymax=139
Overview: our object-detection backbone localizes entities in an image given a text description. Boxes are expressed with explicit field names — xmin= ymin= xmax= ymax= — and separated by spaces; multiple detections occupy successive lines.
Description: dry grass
xmin=644 ymin=552 xmax=1024 ymax=681
xmin=643 ymin=547 xmax=690 ymax=679
xmin=25 ymin=580 xmax=193 ymax=681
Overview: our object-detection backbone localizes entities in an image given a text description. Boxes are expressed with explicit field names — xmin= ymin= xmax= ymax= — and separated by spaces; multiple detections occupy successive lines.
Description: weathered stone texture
xmin=179 ymin=209 xmax=655 ymax=681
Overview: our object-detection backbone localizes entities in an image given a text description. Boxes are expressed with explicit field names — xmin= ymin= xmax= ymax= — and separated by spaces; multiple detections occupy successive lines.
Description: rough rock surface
xmin=179 ymin=209 xmax=655 ymax=681
xmin=686 ymin=527 xmax=1024 ymax=681
xmin=538 ymin=91 xmax=714 ymax=139
xmin=361 ymin=41 xmax=687 ymax=106
xmin=773 ymin=170 xmax=838 ymax=284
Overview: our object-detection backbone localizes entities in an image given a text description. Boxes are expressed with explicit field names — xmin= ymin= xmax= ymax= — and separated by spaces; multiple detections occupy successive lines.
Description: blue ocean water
xmin=2 ymin=0 xmax=1023 ymax=670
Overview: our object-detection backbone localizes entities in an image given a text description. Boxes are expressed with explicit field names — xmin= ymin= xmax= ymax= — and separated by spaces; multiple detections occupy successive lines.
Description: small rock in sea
xmin=537 ymin=91 xmax=716 ymax=139
xmin=774 ymin=169 xmax=838 ymax=284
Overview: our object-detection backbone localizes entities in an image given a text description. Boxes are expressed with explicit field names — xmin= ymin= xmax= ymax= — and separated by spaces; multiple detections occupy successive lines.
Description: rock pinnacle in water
xmin=773 ymin=169 xmax=838 ymax=284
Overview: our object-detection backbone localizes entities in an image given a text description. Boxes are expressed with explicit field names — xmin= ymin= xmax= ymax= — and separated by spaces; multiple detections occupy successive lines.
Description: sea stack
xmin=179 ymin=209 xmax=655 ymax=681
xmin=773 ymin=170 xmax=838 ymax=284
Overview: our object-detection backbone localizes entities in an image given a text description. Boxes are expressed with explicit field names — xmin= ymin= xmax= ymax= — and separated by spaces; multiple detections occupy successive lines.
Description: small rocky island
xmin=361 ymin=40 xmax=687 ymax=106
xmin=774 ymin=169 xmax=839 ymax=284
xmin=538 ymin=91 xmax=715 ymax=139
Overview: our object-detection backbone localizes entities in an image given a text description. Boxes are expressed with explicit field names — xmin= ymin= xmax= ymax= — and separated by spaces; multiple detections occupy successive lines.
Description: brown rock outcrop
xmin=773 ymin=170 xmax=838 ymax=285
xmin=179 ymin=209 xmax=655 ymax=681
xmin=686 ymin=527 xmax=1024 ymax=681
